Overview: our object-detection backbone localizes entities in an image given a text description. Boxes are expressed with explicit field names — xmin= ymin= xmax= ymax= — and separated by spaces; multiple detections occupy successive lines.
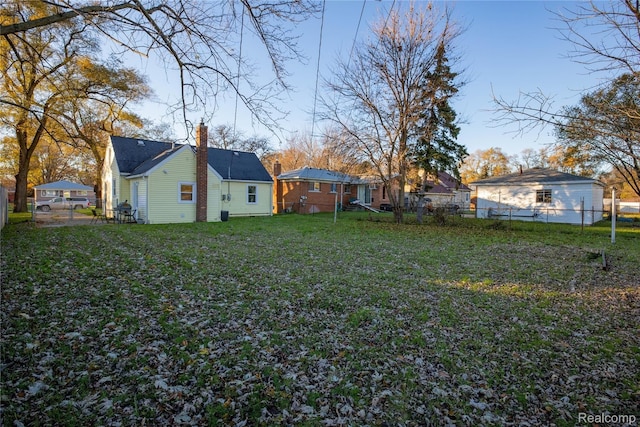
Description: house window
xmin=536 ymin=189 xmax=552 ymax=203
xmin=330 ymin=183 xmax=337 ymax=193
xmin=179 ymin=182 xmax=196 ymax=203
xmin=344 ymin=184 xmax=351 ymax=194
xmin=112 ymin=179 xmax=117 ymax=197
xmin=247 ymin=185 xmax=257 ymax=204
xmin=41 ymin=190 xmax=57 ymax=197
xmin=382 ymin=186 xmax=386 ymax=200
xmin=309 ymin=182 xmax=321 ymax=192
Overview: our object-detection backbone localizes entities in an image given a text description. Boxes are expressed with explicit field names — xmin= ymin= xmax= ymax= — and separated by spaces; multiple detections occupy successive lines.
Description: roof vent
xmin=137 ymin=140 xmax=145 ymax=146
xmin=233 ymin=151 xmax=240 ymax=156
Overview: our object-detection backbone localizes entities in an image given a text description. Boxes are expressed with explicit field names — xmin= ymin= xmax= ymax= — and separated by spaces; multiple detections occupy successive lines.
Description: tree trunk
xmin=13 ymin=126 xmax=36 ymax=213
xmin=13 ymin=169 xmax=29 ymax=213
xmin=394 ymin=130 xmax=408 ymax=224
xmin=13 ymin=114 xmax=47 ymax=212
xmin=89 ymin=143 xmax=105 ymax=208
xmin=416 ymin=196 xmax=424 ymax=224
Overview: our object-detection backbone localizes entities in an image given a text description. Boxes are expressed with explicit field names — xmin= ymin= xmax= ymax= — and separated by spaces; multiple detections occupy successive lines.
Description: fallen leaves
xmin=1 ymin=216 xmax=638 ymax=425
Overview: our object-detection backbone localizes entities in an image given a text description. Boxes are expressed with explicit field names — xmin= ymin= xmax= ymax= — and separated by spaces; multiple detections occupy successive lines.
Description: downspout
xmin=145 ymin=175 xmax=149 ymax=224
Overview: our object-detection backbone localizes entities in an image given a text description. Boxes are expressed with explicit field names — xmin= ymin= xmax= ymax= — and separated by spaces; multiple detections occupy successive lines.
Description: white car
xmin=36 ymin=197 xmax=91 ymax=212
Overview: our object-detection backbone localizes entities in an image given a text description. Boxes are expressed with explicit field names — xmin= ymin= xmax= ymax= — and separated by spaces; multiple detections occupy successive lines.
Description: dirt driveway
xmin=33 ymin=211 xmax=105 ymax=228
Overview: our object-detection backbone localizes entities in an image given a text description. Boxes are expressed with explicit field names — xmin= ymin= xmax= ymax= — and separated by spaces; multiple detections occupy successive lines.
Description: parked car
xmin=36 ymin=197 xmax=91 ymax=212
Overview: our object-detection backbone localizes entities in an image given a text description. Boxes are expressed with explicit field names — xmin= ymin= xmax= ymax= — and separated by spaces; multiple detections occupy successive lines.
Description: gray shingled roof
xmin=277 ymin=167 xmax=357 ymax=183
xmin=471 ymin=168 xmax=602 ymax=186
xmin=111 ymin=136 xmax=172 ymax=174
xmin=207 ymin=147 xmax=272 ymax=182
xmin=111 ymin=136 xmax=272 ymax=182
xmin=33 ymin=180 xmax=93 ymax=190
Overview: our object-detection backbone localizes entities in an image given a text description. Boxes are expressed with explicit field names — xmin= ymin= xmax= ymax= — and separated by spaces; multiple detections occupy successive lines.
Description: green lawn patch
xmin=1 ymin=212 xmax=638 ymax=425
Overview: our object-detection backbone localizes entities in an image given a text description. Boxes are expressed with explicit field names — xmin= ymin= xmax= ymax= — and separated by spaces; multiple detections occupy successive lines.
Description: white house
xmin=472 ymin=168 xmax=604 ymax=225
xmin=33 ymin=180 xmax=95 ymax=203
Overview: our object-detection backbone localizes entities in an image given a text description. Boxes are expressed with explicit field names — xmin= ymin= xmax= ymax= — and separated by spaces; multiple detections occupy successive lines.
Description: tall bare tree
xmin=556 ymin=74 xmax=639 ymax=193
xmin=492 ymin=0 xmax=640 ymax=193
xmin=208 ymin=124 xmax=273 ymax=162
xmin=1 ymin=0 xmax=319 ymax=136
xmin=323 ymin=2 xmax=463 ymax=223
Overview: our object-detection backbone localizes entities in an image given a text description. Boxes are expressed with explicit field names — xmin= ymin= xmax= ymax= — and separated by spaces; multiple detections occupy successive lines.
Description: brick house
xmin=273 ymin=163 xmax=393 ymax=214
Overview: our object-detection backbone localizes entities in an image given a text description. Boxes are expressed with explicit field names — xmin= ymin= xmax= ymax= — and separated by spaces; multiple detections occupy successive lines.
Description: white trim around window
xmin=535 ymin=189 xmax=552 ymax=204
xmin=309 ymin=181 xmax=321 ymax=192
xmin=178 ymin=181 xmax=196 ymax=203
xmin=247 ymin=184 xmax=257 ymax=204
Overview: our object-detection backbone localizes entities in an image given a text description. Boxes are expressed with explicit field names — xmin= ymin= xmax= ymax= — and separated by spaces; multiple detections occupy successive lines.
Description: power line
xmin=233 ymin=8 xmax=245 ymax=137
xmin=347 ymin=0 xmax=368 ymax=69
xmin=311 ymin=0 xmax=326 ymax=140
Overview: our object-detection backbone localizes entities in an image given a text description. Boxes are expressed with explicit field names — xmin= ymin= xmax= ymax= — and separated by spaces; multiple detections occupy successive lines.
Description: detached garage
xmin=472 ymin=168 xmax=604 ymax=225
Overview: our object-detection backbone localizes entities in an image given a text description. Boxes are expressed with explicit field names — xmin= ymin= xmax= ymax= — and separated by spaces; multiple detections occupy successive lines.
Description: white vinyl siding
xmin=475 ymin=182 xmax=604 ymax=225
xmin=223 ymin=181 xmax=272 ymax=217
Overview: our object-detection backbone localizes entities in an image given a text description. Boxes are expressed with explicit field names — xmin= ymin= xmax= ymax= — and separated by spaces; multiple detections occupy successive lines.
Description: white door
xmin=132 ymin=182 xmax=139 ymax=219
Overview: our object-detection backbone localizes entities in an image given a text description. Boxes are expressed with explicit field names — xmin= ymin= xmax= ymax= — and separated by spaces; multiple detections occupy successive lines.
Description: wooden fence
xmin=0 ymin=185 xmax=8 ymax=230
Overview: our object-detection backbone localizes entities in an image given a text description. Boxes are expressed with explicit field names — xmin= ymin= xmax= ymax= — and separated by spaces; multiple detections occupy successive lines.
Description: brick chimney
xmin=196 ymin=121 xmax=208 ymax=222
xmin=273 ymin=161 xmax=283 ymax=213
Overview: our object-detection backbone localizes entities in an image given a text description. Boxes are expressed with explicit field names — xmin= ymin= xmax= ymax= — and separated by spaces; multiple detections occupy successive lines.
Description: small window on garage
xmin=536 ymin=189 xmax=552 ymax=203
xmin=247 ymin=185 xmax=257 ymax=204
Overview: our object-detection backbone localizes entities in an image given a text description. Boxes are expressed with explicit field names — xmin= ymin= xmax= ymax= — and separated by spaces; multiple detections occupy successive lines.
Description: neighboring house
xmin=102 ymin=123 xmax=272 ymax=224
xmin=412 ymin=171 xmax=471 ymax=210
xmin=273 ymin=164 xmax=393 ymax=214
xmin=33 ymin=180 xmax=96 ymax=204
xmin=603 ymin=198 xmax=640 ymax=214
xmin=472 ymin=167 xmax=604 ymax=225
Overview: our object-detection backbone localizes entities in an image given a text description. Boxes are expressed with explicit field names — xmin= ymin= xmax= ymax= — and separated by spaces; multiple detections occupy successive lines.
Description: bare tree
xmin=208 ymin=124 xmax=273 ymax=161
xmin=209 ymin=124 xmax=241 ymax=150
xmin=557 ymin=0 xmax=640 ymax=75
xmin=1 ymin=0 xmax=319 ymax=136
xmin=492 ymin=0 xmax=640 ymax=193
xmin=323 ymin=2 xmax=463 ymax=223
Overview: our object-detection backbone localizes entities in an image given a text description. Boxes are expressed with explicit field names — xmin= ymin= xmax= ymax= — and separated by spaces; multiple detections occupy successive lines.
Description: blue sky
xmin=132 ymin=1 xmax=605 ymax=157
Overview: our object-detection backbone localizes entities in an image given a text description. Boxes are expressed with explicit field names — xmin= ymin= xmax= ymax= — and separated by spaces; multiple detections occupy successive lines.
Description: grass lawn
xmin=1 ymin=213 xmax=638 ymax=426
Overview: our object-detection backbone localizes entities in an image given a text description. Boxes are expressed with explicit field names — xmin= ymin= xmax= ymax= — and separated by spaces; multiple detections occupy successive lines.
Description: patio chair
xmin=124 ymin=209 xmax=136 ymax=223
xmin=90 ymin=208 xmax=100 ymax=224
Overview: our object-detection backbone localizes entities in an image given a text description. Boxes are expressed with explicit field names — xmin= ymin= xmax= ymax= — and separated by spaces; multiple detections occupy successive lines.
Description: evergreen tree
xmin=410 ymin=41 xmax=466 ymax=224
xmin=412 ymin=41 xmax=467 ymax=184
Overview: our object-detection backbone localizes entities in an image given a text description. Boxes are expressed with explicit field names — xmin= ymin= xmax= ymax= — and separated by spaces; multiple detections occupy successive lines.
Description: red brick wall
xmin=277 ymin=181 xmax=355 ymax=214
xmin=273 ymin=179 xmax=393 ymax=213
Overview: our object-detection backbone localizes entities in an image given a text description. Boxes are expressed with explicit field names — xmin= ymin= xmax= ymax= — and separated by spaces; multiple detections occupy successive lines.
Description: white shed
xmin=472 ymin=168 xmax=604 ymax=225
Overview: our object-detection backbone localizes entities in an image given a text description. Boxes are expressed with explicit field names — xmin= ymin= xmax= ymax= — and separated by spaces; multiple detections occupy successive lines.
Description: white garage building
xmin=472 ymin=168 xmax=605 ymax=225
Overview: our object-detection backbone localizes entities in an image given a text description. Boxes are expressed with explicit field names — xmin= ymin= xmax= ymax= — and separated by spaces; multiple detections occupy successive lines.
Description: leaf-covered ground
xmin=1 ymin=214 xmax=638 ymax=426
